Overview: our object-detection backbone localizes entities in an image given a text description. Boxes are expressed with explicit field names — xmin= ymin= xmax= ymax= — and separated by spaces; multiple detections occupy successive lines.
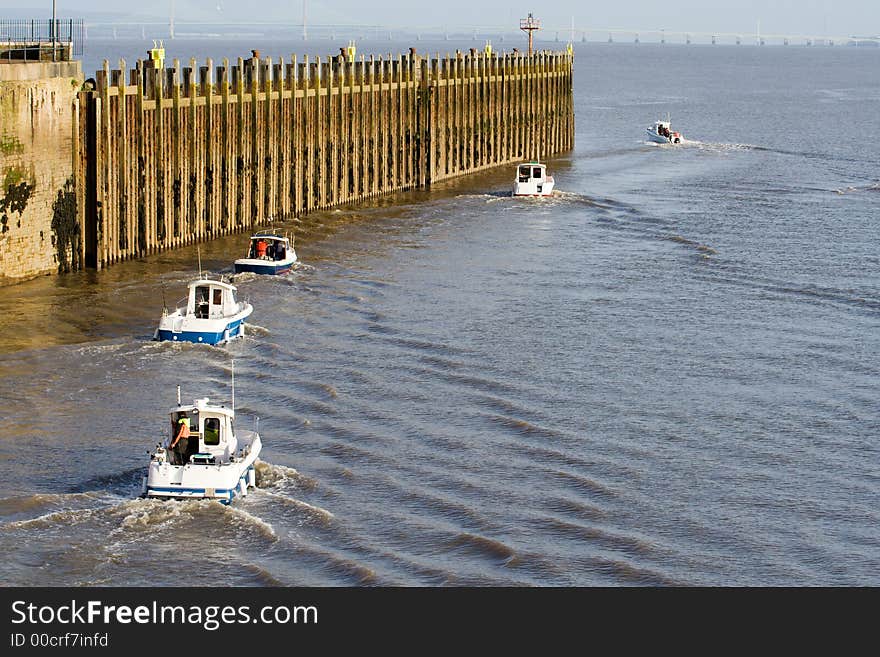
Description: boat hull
xmin=513 ymin=179 xmax=555 ymax=197
xmin=234 ymin=253 xmax=297 ymax=275
xmin=144 ymin=435 xmax=261 ymax=504
xmin=646 ymin=128 xmax=681 ymax=144
xmin=155 ymin=306 xmax=252 ymax=346
xmin=144 ymin=465 xmax=255 ymax=503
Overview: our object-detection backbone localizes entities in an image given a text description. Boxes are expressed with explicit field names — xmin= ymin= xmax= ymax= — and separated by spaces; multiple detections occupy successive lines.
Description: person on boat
xmin=170 ymin=414 xmax=191 ymax=465
xmin=274 ymin=241 xmax=285 ymax=261
xmin=255 ymin=239 xmax=268 ymax=259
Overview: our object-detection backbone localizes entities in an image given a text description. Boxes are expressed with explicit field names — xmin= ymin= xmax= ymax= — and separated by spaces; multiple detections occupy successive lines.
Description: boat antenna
xmin=198 ymin=246 xmax=203 ymax=279
xmin=231 ymin=358 xmax=235 ymax=412
xmin=177 ymin=385 xmax=181 ymax=405
xmin=161 ymin=283 xmax=167 ymax=313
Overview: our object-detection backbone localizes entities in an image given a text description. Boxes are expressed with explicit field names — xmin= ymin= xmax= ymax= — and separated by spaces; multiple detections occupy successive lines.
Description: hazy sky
xmin=2 ymin=1 xmax=878 ymax=36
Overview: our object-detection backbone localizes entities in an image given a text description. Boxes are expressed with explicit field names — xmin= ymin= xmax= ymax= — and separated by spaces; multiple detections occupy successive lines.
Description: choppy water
xmin=1 ymin=42 xmax=878 ymax=586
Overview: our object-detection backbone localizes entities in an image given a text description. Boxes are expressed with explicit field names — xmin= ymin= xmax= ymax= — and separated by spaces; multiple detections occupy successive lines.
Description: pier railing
xmin=74 ymin=49 xmax=574 ymax=269
xmin=0 ymin=19 xmax=83 ymax=61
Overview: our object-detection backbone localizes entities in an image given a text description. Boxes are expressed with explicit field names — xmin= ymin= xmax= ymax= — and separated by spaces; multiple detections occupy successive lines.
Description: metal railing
xmin=0 ymin=19 xmax=83 ymax=61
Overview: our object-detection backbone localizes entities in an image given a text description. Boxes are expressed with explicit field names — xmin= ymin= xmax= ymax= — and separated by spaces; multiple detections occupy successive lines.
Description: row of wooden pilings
xmin=74 ymin=49 xmax=574 ymax=269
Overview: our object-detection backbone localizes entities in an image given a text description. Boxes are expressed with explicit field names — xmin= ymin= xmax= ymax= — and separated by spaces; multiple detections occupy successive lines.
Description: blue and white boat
xmin=233 ymin=231 xmax=297 ymax=275
xmin=154 ymin=277 xmax=252 ymax=345
xmin=142 ymin=388 xmax=262 ymax=504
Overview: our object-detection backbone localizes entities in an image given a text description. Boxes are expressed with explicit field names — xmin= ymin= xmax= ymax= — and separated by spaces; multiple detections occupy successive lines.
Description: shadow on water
xmin=69 ymin=467 xmax=145 ymax=497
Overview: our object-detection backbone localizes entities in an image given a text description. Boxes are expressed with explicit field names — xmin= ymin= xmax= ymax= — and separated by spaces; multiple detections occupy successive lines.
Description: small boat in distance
xmin=143 ymin=383 xmax=262 ymax=504
xmin=234 ymin=231 xmax=297 ymax=275
xmin=154 ymin=276 xmax=252 ymax=345
xmin=646 ymin=118 xmax=683 ymax=144
xmin=513 ymin=161 xmax=555 ymax=196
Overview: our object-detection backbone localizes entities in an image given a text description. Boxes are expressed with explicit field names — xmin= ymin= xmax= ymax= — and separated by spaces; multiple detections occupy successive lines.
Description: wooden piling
xmin=73 ymin=49 xmax=574 ymax=270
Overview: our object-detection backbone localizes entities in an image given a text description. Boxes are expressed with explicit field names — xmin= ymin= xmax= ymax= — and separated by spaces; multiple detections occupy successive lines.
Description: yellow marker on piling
xmin=484 ymin=40 xmax=493 ymax=56
xmin=346 ymin=40 xmax=356 ymax=63
xmin=149 ymin=39 xmax=165 ymax=68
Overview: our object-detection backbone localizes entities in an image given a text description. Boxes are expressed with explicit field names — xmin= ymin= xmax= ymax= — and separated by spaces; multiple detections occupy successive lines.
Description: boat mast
xmin=231 ymin=359 xmax=235 ymax=412
xmin=177 ymin=385 xmax=181 ymax=405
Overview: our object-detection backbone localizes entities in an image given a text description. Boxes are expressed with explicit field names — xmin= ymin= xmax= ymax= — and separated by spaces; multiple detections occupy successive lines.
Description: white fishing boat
xmin=646 ymin=118 xmax=683 ymax=144
xmin=233 ymin=231 xmax=297 ymax=275
xmin=154 ymin=277 xmax=252 ymax=346
xmin=513 ymin=161 xmax=555 ymax=197
xmin=143 ymin=383 xmax=261 ymax=504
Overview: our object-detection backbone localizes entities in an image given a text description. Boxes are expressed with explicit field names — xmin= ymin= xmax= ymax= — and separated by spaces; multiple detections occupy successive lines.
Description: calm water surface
xmin=0 ymin=41 xmax=877 ymax=585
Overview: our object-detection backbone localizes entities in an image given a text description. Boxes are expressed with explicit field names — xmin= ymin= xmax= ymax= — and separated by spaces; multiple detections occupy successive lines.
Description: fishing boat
xmin=646 ymin=118 xmax=683 ymax=144
xmin=513 ymin=161 xmax=555 ymax=196
xmin=233 ymin=231 xmax=297 ymax=275
xmin=142 ymin=384 xmax=261 ymax=504
xmin=154 ymin=277 xmax=252 ymax=345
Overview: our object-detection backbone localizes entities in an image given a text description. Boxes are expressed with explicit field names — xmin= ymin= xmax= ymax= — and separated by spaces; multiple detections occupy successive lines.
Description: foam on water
xmin=0 ymin=492 xmax=102 ymax=519
xmin=115 ymin=497 xmax=192 ymax=530
xmin=243 ymin=324 xmax=271 ymax=336
xmin=2 ymin=507 xmax=99 ymax=530
xmin=253 ymin=489 xmax=334 ymax=524
xmin=221 ymin=504 xmax=278 ymax=540
xmin=253 ymin=460 xmax=319 ymax=491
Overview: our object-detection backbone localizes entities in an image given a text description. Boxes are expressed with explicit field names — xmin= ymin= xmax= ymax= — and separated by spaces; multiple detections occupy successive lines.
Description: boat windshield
xmin=195 ymin=285 xmax=210 ymax=318
xmin=532 ymin=166 xmax=543 ymax=179
xmin=203 ymin=417 xmax=221 ymax=445
xmin=518 ymin=165 xmax=530 ymax=181
xmin=248 ymin=237 xmax=287 ymax=261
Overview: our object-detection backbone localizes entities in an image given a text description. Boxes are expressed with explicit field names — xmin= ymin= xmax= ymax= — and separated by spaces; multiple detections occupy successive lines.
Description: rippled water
xmin=1 ymin=43 xmax=878 ymax=586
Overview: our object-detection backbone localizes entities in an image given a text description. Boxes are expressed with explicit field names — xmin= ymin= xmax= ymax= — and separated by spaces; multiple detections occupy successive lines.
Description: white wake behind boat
xmin=154 ymin=277 xmax=252 ymax=346
xmin=513 ymin=161 xmax=555 ymax=196
xmin=646 ymin=119 xmax=683 ymax=144
xmin=143 ymin=388 xmax=261 ymax=504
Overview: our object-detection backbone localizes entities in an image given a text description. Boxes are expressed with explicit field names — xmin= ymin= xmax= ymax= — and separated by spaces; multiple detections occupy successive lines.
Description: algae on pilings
xmin=51 ymin=177 xmax=80 ymax=273
xmin=0 ymin=134 xmax=24 ymax=156
xmin=3 ymin=165 xmax=26 ymax=189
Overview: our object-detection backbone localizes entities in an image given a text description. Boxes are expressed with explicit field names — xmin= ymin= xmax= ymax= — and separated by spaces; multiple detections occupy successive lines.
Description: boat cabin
xmin=246 ymin=233 xmax=290 ymax=261
xmin=513 ymin=161 xmax=555 ymax=196
xmin=186 ymin=279 xmax=241 ymax=320
xmin=518 ymin=163 xmax=548 ymax=183
xmin=169 ymin=398 xmax=238 ymax=466
xmin=654 ymin=120 xmax=672 ymax=138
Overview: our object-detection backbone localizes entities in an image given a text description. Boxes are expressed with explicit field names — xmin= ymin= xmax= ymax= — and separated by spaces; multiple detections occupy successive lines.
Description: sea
xmin=0 ymin=38 xmax=877 ymax=586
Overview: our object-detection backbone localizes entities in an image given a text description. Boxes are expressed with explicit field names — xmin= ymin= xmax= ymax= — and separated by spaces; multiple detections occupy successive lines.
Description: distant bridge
xmin=76 ymin=20 xmax=873 ymax=48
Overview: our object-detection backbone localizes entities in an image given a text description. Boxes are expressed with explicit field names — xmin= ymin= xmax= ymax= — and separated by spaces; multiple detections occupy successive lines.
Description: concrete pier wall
xmin=0 ymin=61 xmax=82 ymax=284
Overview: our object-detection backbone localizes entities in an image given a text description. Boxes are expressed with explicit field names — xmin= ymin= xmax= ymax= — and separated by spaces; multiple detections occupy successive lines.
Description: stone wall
xmin=0 ymin=61 xmax=82 ymax=285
